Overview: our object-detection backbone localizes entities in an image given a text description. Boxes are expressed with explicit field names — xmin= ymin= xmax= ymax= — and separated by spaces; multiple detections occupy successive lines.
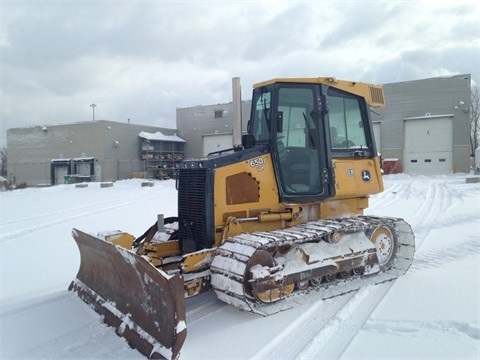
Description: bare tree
xmin=0 ymin=147 xmax=6 ymax=177
xmin=471 ymin=85 xmax=479 ymax=160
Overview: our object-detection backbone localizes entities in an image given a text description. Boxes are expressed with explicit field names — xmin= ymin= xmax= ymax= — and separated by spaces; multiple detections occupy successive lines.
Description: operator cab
xmin=248 ymin=79 xmax=377 ymax=203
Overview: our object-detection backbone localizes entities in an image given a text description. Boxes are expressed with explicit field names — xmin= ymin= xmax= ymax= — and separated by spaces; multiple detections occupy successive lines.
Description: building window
xmin=214 ymin=110 xmax=223 ymax=118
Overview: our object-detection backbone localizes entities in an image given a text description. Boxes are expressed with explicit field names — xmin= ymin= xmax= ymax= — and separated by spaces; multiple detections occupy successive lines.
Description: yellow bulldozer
xmin=69 ymin=77 xmax=415 ymax=359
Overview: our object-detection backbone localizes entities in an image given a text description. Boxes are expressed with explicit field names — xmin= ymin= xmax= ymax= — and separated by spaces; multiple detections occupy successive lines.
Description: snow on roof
xmin=73 ymin=157 xmax=95 ymax=161
xmin=51 ymin=157 xmax=95 ymax=162
xmin=139 ymin=131 xmax=185 ymax=143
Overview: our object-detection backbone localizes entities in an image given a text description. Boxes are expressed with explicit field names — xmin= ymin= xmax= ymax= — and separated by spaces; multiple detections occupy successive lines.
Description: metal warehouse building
xmin=176 ymin=101 xmax=252 ymax=159
xmin=374 ymin=74 xmax=471 ymax=175
xmin=176 ymin=74 xmax=472 ymax=175
xmin=6 ymin=74 xmax=472 ymax=186
xmin=7 ymin=120 xmax=184 ymax=185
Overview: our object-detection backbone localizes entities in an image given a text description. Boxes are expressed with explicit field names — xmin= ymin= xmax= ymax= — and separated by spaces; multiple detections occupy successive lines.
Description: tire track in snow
xmin=250 ymin=292 xmax=357 ymax=360
xmin=362 ymin=318 xmax=480 ymax=340
xmin=411 ymin=235 xmax=480 ymax=272
xmin=251 ymin=282 xmax=395 ymax=360
xmin=295 ymin=282 xmax=395 ymax=360
xmin=1 ymin=291 xmax=142 ymax=359
xmin=407 ymin=181 xmax=439 ymax=228
xmin=407 ymin=180 xmax=456 ymax=250
xmin=369 ymin=181 xmax=412 ymax=211
xmin=10 ymin=317 xmax=136 ymax=359
xmin=186 ymin=291 xmax=227 ymax=324
xmin=1 ymin=291 xmax=70 ymax=317
xmin=413 ymin=207 xmax=478 ymax=235
xmin=1 ymin=190 xmax=157 ymax=227
xmin=0 ymin=190 xmax=169 ymax=244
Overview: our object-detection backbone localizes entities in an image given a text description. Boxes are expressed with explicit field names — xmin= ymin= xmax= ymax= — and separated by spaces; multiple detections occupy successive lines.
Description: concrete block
xmin=466 ymin=176 xmax=480 ymax=184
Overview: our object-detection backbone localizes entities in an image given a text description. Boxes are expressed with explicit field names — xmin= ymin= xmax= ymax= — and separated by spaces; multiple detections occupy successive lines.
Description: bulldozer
xmin=69 ymin=77 xmax=415 ymax=359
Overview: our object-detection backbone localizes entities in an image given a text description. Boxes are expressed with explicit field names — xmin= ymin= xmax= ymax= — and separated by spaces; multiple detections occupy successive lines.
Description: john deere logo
xmin=361 ymin=169 xmax=371 ymax=182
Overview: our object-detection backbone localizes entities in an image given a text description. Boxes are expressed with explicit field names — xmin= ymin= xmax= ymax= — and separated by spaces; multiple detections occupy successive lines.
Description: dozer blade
xmin=68 ymin=228 xmax=186 ymax=360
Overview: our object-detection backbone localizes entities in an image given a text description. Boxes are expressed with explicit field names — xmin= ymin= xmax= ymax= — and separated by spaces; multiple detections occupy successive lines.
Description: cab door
xmin=271 ymin=84 xmax=334 ymax=202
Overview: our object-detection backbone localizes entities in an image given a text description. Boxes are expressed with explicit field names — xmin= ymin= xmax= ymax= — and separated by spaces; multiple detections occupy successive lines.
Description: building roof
xmin=139 ymin=131 xmax=185 ymax=143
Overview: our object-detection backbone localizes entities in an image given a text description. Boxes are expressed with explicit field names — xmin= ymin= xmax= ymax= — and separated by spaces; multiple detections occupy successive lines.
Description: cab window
xmin=251 ymin=89 xmax=271 ymax=142
xmin=328 ymin=95 xmax=367 ymax=150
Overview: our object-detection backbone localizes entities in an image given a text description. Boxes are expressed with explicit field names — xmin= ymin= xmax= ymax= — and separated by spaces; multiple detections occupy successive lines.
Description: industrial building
xmin=176 ymin=101 xmax=252 ymax=159
xmin=6 ymin=74 xmax=472 ymax=186
xmin=373 ymin=74 xmax=471 ymax=175
xmin=7 ymin=120 xmax=184 ymax=185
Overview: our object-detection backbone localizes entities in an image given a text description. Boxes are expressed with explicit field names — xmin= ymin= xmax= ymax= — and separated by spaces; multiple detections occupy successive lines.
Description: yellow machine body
xmin=212 ymin=154 xmax=384 ymax=243
xmin=70 ymin=77 xmax=416 ymax=360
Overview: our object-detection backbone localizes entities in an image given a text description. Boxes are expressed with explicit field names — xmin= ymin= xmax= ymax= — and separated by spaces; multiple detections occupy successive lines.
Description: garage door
xmin=403 ymin=117 xmax=453 ymax=175
xmin=203 ymin=133 xmax=233 ymax=156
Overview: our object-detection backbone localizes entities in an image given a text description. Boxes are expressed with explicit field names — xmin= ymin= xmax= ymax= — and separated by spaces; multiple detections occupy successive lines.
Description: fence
xmin=7 ymin=159 xmax=148 ymax=186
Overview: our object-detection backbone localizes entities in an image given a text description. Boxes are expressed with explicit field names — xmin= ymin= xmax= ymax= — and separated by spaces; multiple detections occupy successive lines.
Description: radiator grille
xmin=177 ymin=167 xmax=211 ymax=251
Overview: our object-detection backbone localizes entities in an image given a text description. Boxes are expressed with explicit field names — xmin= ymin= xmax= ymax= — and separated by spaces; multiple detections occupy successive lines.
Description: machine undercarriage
xmin=211 ymin=215 xmax=414 ymax=315
xmin=70 ymin=214 xmax=414 ymax=359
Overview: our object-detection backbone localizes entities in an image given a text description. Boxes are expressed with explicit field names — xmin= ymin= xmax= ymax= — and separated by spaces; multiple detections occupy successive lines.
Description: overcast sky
xmin=1 ymin=0 xmax=479 ymax=148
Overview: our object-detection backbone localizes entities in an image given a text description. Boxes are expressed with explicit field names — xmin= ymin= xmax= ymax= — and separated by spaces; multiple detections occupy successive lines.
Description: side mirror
xmin=242 ymin=134 xmax=255 ymax=148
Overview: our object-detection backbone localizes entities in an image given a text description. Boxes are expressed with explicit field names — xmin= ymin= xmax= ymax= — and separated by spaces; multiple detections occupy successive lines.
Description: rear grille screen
xmin=369 ymin=86 xmax=385 ymax=106
xmin=178 ymin=168 xmax=212 ymax=250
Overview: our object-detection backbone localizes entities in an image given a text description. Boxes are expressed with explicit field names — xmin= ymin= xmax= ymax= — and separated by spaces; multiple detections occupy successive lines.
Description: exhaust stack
xmin=232 ymin=77 xmax=242 ymax=150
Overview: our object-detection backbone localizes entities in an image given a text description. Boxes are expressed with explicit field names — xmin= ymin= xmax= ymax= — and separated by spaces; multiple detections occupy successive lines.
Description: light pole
xmin=90 ymin=103 xmax=97 ymax=121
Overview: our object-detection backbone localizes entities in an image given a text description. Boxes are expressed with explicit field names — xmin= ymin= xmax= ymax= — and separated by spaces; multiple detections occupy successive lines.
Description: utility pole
xmin=90 ymin=103 xmax=97 ymax=121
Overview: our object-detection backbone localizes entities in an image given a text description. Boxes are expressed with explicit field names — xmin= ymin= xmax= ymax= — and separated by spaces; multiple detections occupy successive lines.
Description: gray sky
xmin=1 ymin=0 xmax=479 ymax=148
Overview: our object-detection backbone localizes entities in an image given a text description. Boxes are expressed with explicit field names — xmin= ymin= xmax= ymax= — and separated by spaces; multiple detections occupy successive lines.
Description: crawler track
xmin=210 ymin=216 xmax=415 ymax=315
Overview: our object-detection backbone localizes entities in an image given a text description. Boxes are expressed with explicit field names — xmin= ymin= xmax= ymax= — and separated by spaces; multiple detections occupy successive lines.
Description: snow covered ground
xmin=1 ymin=173 xmax=479 ymax=359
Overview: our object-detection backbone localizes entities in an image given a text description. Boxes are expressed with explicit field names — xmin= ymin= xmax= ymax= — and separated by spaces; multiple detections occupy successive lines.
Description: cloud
xmin=1 ymin=0 xmax=479 ymax=148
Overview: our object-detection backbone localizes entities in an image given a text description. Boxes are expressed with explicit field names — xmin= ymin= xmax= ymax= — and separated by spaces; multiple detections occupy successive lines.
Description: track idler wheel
xmin=369 ymin=225 xmax=398 ymax=269
xmin=246 ymin=250 xmax=294 ymax=303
